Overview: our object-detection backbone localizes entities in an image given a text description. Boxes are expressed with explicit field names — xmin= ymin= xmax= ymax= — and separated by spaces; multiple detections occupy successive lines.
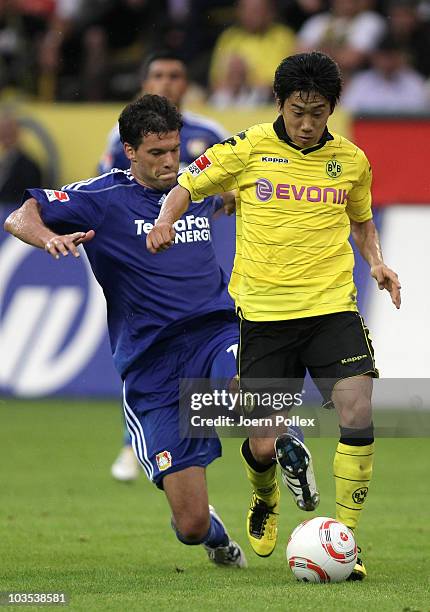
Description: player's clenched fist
xmin=147 ymin=222 xmax=176 ymax=254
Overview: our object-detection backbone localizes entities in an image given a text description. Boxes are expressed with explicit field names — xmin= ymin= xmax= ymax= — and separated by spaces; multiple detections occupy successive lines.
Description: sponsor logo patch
xmin=156 ymin=450 xmax=172 ymax=471
xmin=255 ymin=178 xmax=274 ymax=202
xmin=254 ymin=180 xmax=347 ymax=204
xmin=187 ymin=154 xmax=212 ymax=176
xmin=135 ymin=215 xmax=211 ymax=244
xmin=45 ymin=190 xmax=70 ymax=203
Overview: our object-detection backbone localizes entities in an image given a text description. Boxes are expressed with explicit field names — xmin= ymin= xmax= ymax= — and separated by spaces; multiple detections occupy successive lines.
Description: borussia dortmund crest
xmin=326 ymin=159 xmax=343 ymax=178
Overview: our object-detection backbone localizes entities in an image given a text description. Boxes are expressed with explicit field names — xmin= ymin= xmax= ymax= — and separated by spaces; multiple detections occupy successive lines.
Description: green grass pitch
xmin=1 ymin=399 xmax=429 ymax=611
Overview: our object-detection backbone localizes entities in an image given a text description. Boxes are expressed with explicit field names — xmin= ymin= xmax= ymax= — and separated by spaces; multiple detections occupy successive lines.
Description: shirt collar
xmin=273 ymin=115 xmax=333 ymax=154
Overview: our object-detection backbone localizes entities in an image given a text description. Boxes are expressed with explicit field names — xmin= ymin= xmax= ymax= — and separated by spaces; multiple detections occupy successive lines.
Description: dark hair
xmin=118 ymin=94 xmax=183 ymax=148
xmin=273 ymin=52 xmax=342 ymax=111
xmin=140 ymin=50 xmax=187 ymax=82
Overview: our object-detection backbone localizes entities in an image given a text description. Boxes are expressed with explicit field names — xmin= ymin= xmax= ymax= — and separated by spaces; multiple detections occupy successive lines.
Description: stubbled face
xmin=125 ymin=131 xmax=180 ymax=191
xmin=280 ymin=91 xmax=332 ymax=149
xmin=141 ymin=60 xmax=188 ymax=107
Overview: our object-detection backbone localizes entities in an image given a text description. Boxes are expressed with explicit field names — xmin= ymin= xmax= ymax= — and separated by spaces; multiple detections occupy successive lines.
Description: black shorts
xmin=237 ymin=311 xmax=378 ymax=411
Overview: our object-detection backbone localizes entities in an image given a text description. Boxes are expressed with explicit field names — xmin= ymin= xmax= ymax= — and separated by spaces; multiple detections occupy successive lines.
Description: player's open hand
xmin=44 ymin=230 xmax=95 ymax=260
xmin=371 ymin=264 xmax=401 ymax=309
xmin=146 ymin=222 xmax=176 ymax=254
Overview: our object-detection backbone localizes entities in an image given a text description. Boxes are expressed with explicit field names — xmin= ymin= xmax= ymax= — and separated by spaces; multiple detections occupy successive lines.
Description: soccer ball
xmin=286 ymin=517 xmax=357 ymax=583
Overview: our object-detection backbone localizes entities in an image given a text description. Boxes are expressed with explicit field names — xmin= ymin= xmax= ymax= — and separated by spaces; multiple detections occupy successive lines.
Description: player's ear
xmin=124 ymin=142 xmax=137 ymax=162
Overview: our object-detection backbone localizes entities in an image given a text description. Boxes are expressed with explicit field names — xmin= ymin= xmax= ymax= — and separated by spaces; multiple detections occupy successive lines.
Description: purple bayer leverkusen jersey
xmin=25 ymin=169 xmax=234 ymax=376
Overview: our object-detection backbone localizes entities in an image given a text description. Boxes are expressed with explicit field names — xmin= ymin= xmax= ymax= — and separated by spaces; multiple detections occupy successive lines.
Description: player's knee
xmin=249 ymin=437 xmax=275 ymax=465
xmin=174 ymin=512 xmax=210 ymax=544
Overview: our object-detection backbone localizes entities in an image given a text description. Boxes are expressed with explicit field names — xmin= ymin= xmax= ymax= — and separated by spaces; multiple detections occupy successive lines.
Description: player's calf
xmin=241 ymin=438 xmax=280 ymax=557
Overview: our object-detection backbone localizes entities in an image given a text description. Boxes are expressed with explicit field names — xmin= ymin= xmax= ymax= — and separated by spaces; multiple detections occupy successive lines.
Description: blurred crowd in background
xmin=1 ymin=0 xmax=430 ymax=204
xmin=1 ymin=0 xmax=430 ymax=111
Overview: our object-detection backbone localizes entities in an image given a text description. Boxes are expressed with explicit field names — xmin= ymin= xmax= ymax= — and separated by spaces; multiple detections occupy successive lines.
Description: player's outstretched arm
xmin=350 ymin=219 xmax=401 ymax=309
xmin=4 ymin=197 xmax=95 ymax=260
xmin=146 ymin=184 xmax=191 ymax=254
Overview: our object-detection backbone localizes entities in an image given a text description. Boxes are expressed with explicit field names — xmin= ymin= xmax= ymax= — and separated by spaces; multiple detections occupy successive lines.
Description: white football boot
xmin=275 ymin=432 xmax=320 ymax=511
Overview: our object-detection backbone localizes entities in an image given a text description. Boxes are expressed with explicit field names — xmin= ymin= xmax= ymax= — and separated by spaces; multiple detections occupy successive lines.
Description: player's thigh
xmin=123 ymin=364 xmax=222 ymax=490
xmin=239 ymin=318 xmax=304 ymax=420
xmin=238 ymin=318 xmax=304 ymax=393
xmin=163 ymin=466 xmax=210 ymax=537
xmin=304 ymin=311 xmax=378 ymax=411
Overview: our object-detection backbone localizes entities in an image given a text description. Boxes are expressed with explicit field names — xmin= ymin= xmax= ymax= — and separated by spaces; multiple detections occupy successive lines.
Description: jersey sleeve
xmin=178 ymin=130 xmax=253 ymax=200
xmin=24 ymin=187 xmax=106 ymax=235
xmin=346 ymin=150 xmax=373 ymax=223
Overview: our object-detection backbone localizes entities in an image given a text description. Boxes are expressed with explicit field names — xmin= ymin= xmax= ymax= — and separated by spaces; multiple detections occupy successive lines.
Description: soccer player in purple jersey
xmin=5 ymin=95 xmax=247 ymax=568
xmin=99 ymin=51 xmax=229 ymax=480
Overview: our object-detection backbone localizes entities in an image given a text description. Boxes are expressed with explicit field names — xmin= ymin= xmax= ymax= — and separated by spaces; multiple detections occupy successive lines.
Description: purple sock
xmin=204 ymin=514 xmax=229 ymax=548
xmin=172 ymin=513 xmax=229 ymax=547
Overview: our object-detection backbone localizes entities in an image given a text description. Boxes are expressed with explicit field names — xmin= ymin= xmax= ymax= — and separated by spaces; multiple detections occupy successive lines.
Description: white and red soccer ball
xmin=286 ymin=517 xmax=357 ymax=583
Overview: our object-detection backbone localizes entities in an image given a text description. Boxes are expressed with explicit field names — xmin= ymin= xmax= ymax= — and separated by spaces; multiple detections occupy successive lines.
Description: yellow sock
xmin=333 ymin=442 xmax=374 ymax=531
xmin=240 ymin=440 xmax=278 ymax=506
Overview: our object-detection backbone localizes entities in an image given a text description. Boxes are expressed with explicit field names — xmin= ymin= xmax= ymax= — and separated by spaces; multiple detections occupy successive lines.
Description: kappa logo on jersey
xmin=156 ymin=450 xmax=172 ymax=471
xmin=135 ymin=215 xmax=211 ymax=244
xmin=255 ymin=179 xmax=347 ymax=205
xmin=187 ymin=154 xmax=212 ymax=176
xmin=261 ymin=156 xmax=289 ymax=164
xmin=44 ymin=190 xmax=70 ymax=203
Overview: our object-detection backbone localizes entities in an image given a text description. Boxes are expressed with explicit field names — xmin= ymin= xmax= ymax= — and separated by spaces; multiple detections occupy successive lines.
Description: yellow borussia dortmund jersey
xmin=178 ymin=118 xmax=372 ymax=321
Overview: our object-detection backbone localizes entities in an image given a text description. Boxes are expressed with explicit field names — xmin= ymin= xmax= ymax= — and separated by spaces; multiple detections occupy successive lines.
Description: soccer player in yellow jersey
xmin=146 ymin=52 xmax=401 ymax=580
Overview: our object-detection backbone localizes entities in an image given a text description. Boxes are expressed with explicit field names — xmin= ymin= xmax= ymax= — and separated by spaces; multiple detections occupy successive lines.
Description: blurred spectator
xmin=38 ymin=0 xmax=164 ymax=101
xmin=342 ymin=35 xmax=429 ymax=113
xmin=282 ymin=0 xmax=329 ymax=31
xmin=0 ymin=0 xmax=71 ymax=96
xmin=209 ymin=0 xmax=295 ymax=103
xmin=0 ymin=113 xmax=42 ymax=206
xmin=385 ymin=0 xmax=430 ymax=78
xmin=0 ymin=3 xmax=18 ymax=91
xmin=297 ymin=0 xmax=386 ymax=77
xmin=98 ymin=50 xmax=228 ymax=173
xmin=209 ymin=54 xmax=269 ymax=108
xmin=177 ymin=0 xmax=236 ymax=87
